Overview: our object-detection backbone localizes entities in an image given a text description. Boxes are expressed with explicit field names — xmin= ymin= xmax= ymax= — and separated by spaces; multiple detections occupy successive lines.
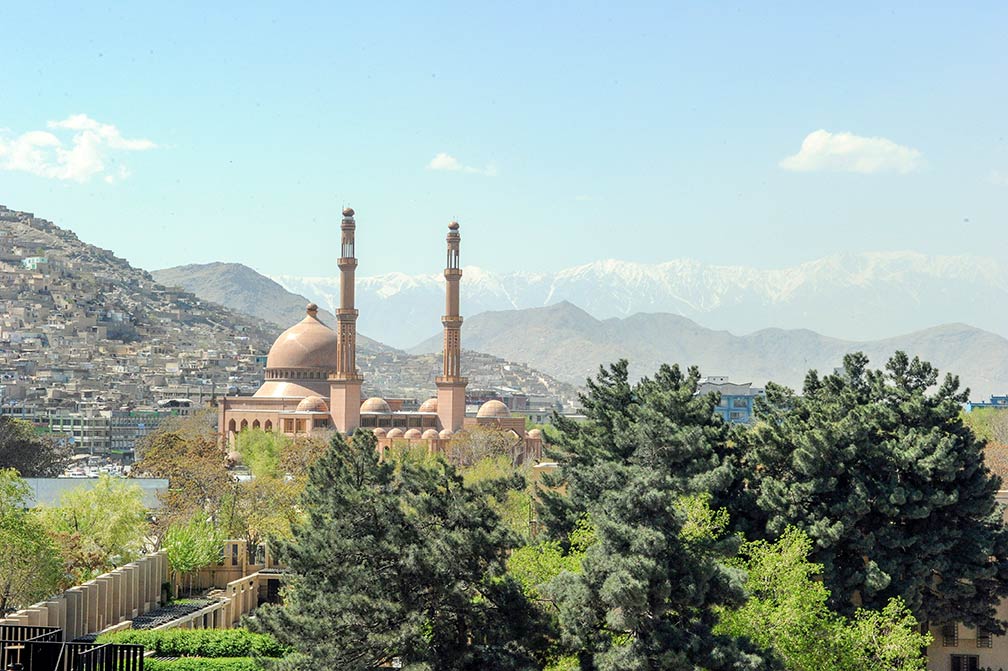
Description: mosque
xmin=217 ymin=208 xmax=543 ymax=460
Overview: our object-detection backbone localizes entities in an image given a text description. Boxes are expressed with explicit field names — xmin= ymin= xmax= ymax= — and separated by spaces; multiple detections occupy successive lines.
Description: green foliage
xmin=735 ymin=351 xmax=1008 ymax=631
xmin=717 ymin=528 xmax=930 ymax=671
xmin=250 ymin=430 xmax=550 ymax=670
xmin=963 ymin=407 xmax=1008 ymax=446
xmin=0 ymin=416 xmax=70 ymax=476
xmin=543 ymin=361 xmax=777 ymax=670
xmin=0 ymin=469 xmax=63 ymax=614
xmin=463 ymin=454 xmax=536 ymax=541
xmin=164 ymin=516 xmax=225 ymax=574
xmin=37 ymin=473 xmax=148 ymax=582
xmin=144 ymin=657 xmax=263 ymax=671
xmin=96 ymin=628 xmax=285 ymax=658
xmin=236 ymin=430 xmax=289 ymax=479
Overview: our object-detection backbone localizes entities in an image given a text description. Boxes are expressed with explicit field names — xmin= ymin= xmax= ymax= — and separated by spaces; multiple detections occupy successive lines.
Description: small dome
xmin=418 ymin=398 xmax=438 ymax=413
xmin=404 ymin=428 xmax=422 ymax=440
xmin=373 ymin=427 xmax=387 ymax=438
xmin=387 ymin=428 xmax=405 ymax=439
xmin=528 ymin=428 xmax=543 ymax=439
xmin=439 ymin=428 xmax=454 ymax=440
xmin=448 ymin=221 xmax=459 ymax=231
xmin=296 ymin=395 xmax=329 ymax=413
xmin=226 ymin=450 xmax=243 ymax=465
xmin=343 ymin=207 xmax=355 ymax=217
xmin=477 ymin=400 xmax=510 ymax=418
xmin=421 ymin=429 xmax=439 ymax=440
xmin=361 ymin=397 xmax=392 ymax=413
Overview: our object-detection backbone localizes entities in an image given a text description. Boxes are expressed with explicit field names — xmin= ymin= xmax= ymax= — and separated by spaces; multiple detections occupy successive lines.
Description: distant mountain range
xmin=273 ymin=252 xmax=1008 ymax=349
xmin=151 ymin=262 xmax=579 ymax=403
xmin=156 ymin=260 xmax=1008 ymax=401
xmin=408 ymin=302 xmax=1008 ymax=400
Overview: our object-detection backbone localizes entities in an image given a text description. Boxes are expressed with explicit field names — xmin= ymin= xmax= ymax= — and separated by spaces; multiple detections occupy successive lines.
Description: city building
xmin=696 ymin=376 xmax=765 ymax=424
xmin=967 ymin=395 xmax=1008 ymax=412
xmin=218 ymin=209 xmax=543 ymax=461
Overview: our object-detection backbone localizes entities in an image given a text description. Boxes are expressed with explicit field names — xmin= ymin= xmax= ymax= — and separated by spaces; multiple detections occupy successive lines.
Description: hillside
xmin=0 ymin=205 xmax=277 ymax=406
xmin=276 ymin=252 xmax=1008 ymax=349
xmin=151 ymin=262 xmax=392 ymax=355
xmin=410 ymin=301 xmax=1008 ymax=400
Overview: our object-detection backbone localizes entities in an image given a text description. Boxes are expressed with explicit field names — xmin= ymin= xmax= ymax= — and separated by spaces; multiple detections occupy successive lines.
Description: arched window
xmin=252 ymin=419 xmax=261 ymax=429
xmin=228 ymin=419 xmax=236 ymax=434
xmin=240 ymin=419 xmax=248 ymax=431
xmin=264 ymin=420 xmax=273 ymax=431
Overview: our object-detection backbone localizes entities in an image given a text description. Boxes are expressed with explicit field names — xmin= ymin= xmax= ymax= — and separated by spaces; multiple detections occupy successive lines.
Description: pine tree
xmin=251 ymin=430 xmax=548 ymax=670
xmin=542 ymin=361 xmax=777 ymax=670
xmin=736 ymin=351 xmax=1008 ymax=632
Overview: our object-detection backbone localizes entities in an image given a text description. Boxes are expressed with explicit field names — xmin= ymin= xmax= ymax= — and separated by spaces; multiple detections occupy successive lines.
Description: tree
xmin=542 ymin=361 xmax=776 ymax=671
xmin=717 ymin=528 xmax=931 ymax=671
xmin=251 ymin=430 xmax=548 ymax=670
xmin=735 ymin=352 xmax=1008 ymax=632
xmin=37 ymin=474 xmax=148 ymax=583
xmin=0 ymin=416 xmax=70 ymax=476
xmin=449 ymin=426 xmax=527 ymax=468
xmin=0 ymin=469 xmax=62 ymax=615
xmin=133 ymin=424 xmax=232 ymax=539
xmin=163 ymin=515 xmax=225 ymax=596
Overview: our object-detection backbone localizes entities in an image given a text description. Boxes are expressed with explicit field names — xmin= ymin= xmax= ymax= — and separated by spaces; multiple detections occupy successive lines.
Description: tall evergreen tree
xmin=542 ymin=361 xmax=776 ymax=670
xmin=735 ymin=351 xmax=1008 ymax=631
xmin=252 ymin=430 xmax=548 ymax=671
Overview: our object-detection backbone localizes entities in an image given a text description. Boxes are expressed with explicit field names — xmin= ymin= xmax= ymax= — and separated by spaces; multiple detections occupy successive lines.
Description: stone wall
xmin=0 ymin=551 xmax=168 ymax=640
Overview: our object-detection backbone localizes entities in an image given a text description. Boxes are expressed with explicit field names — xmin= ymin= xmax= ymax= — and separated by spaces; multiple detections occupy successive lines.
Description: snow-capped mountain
xmin=273 ymin=252 xmax=1008 ymax=349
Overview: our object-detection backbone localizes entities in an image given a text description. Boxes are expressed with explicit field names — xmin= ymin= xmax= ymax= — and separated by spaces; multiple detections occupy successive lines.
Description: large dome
xmin=265 ymin=305 xmax=338 ymax=370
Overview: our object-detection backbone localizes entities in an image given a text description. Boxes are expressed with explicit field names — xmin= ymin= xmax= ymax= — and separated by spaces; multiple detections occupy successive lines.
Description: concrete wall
xmin=0 ymin=551 xmax=167 ymax=640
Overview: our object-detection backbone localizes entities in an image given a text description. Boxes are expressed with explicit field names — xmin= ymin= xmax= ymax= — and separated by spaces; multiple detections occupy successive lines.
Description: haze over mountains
xmin=409 ymin=302 xmax=1008 ymax=399
xmin=157 ymin=260 xmax=1008 ymax=401
xmin=274 ymin=252 xmax=1008 ymax=349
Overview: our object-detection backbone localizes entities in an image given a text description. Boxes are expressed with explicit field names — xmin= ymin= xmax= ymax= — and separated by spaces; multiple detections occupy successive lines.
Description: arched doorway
xmin=240 ymin=419 xmax=248 ymax=431
xmin=252 ymin=419 xmax=261 ymax=429
xmin=264 ymin=420 xmax=273 ymax=431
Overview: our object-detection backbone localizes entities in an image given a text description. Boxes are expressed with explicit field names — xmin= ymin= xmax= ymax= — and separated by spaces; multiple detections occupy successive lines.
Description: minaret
xmin=436 ymin=220 xmax=468 ymax=432
xmin=329 ymin=206 xmax=363 ymax=434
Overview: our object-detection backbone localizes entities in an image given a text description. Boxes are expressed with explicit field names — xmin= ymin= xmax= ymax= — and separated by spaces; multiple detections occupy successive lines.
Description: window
xmin=977 ymin=629 xmax=992 ymax=648
xmin=950 ymin=654 xmax=979 ymax=671
xmin=231 ymin=543 xmax=239 ymax=567
xmin=732 ymin=398 xmax=749 ymax=408
xmin=943 ymin=623 xmax=959 ymax=647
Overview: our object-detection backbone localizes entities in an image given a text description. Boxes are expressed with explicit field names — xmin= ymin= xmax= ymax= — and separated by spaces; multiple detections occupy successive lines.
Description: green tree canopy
xmin=252 ymin=430 xmax=548 ymax=670
xmin=0 ymin=416 xmax=70 ymax=476
xmin=734 ymin=351 xmax=1008 ymax=631
xmin=541 ymin=361 xmax=776 ymax=670
xmin=717 ymin=528 xmax=931 ymax=671
xmin=38 ymin=473 xmax=148 ymax=583
xmin=0 ymin=469 xmax=62 ymax=614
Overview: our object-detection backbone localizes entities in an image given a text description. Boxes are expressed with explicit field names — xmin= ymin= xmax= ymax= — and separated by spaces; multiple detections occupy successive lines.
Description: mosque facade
xmin=217 ymin=208 xmax=543 ymax=460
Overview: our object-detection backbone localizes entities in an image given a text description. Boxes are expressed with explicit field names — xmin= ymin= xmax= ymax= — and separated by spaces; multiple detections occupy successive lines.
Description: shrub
xmin=96 ymin=628 xmax=285 ymax=658
xmin=145 ymin=658 xmax=263 ymax=671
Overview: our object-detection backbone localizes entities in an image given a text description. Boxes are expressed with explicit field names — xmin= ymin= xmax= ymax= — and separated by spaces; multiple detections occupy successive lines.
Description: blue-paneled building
xmin=696 ymin=376 xmax=765 ymax=424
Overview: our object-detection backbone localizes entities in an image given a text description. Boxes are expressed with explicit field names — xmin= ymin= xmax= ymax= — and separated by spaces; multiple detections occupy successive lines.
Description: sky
xmin=0 ymin=2 xmax=1005 ymax=278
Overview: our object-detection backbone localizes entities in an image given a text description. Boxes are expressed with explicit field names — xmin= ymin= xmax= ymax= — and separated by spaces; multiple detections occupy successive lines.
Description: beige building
xmin=218 ymin=209 xmax=542 ymax=461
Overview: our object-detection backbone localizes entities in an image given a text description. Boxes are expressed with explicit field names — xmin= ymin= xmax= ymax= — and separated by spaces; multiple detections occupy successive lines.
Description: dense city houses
xmin=0 ymin=204 xmax=277 ymax=462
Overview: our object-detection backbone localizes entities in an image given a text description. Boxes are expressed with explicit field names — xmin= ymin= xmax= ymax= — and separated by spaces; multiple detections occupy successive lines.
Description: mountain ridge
xmin=269 ymin=251 xmax=1008 ymax=348
xmin=409 ymin=301 xmax=1008 ymax=400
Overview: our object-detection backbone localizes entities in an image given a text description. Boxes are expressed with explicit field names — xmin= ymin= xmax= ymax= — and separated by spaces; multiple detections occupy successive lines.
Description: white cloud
xmin=780 ymin=129 xmax=923 ymax=174
xmin=0 ymin=114 xmax=156 ymax=183
xmin=427 ymin=152 xmax=497 ymax=176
